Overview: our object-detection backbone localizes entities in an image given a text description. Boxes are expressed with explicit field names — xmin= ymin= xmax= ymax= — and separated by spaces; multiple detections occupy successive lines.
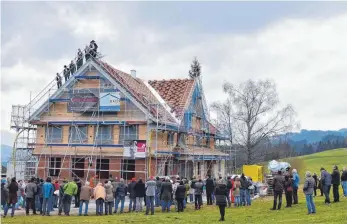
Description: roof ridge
xmin=149 ymin=78 xmax=193 ymax=82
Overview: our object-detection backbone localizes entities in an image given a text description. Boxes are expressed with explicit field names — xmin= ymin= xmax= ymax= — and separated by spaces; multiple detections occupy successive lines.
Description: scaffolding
xmin=9 ymin=44 xmax=229 ymax=182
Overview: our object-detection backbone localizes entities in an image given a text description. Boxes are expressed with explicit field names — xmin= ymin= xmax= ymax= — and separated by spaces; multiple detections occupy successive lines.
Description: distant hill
xmin=277 ymin=129 xmax=347 ymax=152
xmin=286 ymin=129 xmax=347 ymax=144
xmin=1 ymin=144 xmax=12 ymax=163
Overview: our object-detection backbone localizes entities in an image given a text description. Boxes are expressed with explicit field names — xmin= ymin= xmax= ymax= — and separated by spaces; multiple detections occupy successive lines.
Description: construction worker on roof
xmin=56 ymin=73 xmax=62 ymax=89
xmin=84 ymin=45 xmax=90 ymax=61
xmin=76 ymin=48 xmax=83 ymax=69
xmin=89 ymin=40 xmax=98 ymax=58
xmin=69 ymin=60 xmax=76 ymax=76
xmin=63 ymin=65 xmax=70 ymax=82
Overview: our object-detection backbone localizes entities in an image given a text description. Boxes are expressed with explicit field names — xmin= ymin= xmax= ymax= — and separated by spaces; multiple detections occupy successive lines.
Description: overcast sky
xmin=1 ymin=2 xmax=347 ymax=145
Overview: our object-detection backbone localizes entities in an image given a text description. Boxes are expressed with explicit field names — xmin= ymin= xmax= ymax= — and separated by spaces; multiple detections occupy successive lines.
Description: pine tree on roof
xmin=189 ymin=57 xmax=201 ymax=79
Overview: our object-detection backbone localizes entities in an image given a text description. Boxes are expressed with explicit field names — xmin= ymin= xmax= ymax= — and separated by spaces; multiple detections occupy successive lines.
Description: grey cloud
xmin=1 ymin=2 xmax=347 ymax=131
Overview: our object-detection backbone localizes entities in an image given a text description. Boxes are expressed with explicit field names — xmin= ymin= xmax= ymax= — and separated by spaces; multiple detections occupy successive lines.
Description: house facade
xmin=29 ymin=58 xmax=229 ymax=182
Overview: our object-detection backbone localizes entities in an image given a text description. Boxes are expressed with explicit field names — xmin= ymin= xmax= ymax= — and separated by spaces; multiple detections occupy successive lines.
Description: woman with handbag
xmin=284 ymin=175 xmax=293 ymax=208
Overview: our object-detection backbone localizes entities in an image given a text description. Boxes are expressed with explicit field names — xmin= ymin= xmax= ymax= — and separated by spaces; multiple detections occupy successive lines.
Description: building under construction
xmin=9 ymin=46 xmax=229 ymax=182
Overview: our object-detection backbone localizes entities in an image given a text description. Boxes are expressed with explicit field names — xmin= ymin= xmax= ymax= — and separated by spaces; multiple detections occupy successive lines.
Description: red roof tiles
xmin=96 ymin=60 xmax=178 ymax=124
xmin=148 ymin=79 xmax=195 ymax=118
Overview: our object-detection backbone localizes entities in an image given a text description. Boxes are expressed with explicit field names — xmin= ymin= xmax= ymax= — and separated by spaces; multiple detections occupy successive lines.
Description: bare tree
xmin=211 ymin=97 xmax=234 ymax=172
xmin=213 ymin=79 xmax=298 ymax=164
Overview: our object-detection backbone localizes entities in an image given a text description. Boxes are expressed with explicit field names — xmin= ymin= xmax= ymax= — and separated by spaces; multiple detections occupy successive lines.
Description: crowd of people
xmin=0 ymin=173 xmax=255 ymax=221
xmin=1 ymin=166 xmax=346 ymax=221
xmin=55 ymin=40 xmax=98 ymax=89
xmin=271 ymin=165 xmax=347 ymax=215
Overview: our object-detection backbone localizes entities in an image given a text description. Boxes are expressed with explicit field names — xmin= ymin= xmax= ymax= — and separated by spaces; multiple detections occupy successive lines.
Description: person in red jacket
xmin=231 ymin=177 xmax=235 ymax=203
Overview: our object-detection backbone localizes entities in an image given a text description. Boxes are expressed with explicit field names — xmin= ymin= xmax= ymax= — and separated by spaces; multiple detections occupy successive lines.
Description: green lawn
xmin=2 ymin=191 xmax=347 ymax=224
xmin=267 ymin=148 xmax=347 ymax=179
xmin=297 ymin=148 xmax=347 ymax=174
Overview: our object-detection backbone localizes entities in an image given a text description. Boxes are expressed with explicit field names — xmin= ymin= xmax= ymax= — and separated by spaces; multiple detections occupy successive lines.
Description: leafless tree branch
xmin=213 ymin=79 xmax=299 ymax=164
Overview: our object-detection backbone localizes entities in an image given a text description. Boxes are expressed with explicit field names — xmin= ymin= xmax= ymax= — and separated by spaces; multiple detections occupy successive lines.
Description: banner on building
xmin=123 ymin=140 xmax=146 ymax=158
xmin=68 ymin=91 xmax=99 ymax=112
xmin=99 ymin=91 xmax=121 ymax=111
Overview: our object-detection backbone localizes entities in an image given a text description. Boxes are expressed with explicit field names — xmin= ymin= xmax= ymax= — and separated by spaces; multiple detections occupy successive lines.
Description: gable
xmin=182 ymin=81 xmax=214 ymax=133
xmin=30 ymin=61 xmax=148 ymax=122
xmin=30 ymin=60 xmax=179 ymax=126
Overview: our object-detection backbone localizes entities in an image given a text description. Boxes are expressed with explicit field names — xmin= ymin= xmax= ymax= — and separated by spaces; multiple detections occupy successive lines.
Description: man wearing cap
xmin=145 ymin=176 xmax=156 ymax=215
xmin=127 ymin=178 xmax=137 ymax=212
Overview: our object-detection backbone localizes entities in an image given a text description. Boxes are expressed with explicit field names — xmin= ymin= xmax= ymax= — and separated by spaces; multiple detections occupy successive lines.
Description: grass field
xmin=279 ymin=148 xmax=347 ymax=178
xmin=2 ymin=191 xmax=346 ymax=224
xmin=2 ymin=148 xmax=347 ymax=224
xmin=297 ymin=148 xmax=347 ymax=173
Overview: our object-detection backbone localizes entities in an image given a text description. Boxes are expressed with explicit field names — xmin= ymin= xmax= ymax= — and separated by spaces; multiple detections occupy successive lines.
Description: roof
xmin=97 ymin=60 xmax=178 ymax=124
xmin=148 ymin=79 xmax=195 ymax=118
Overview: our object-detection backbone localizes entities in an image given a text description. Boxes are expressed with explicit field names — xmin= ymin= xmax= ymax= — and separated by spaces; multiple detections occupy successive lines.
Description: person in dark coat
xmin=331 ymin=165 xmax=340 ymax=202
xmin=312 ymin=173 xmax=318 ymax=197
xmin=155 ymin=177 xmax=162 ymax=207
xmin=134 ymin=178 xmax=145 ymax=212
xmin=321 ymin=167 xmax=332 ymax=204
xmin=175 ymin=181 xmax=186 ymax=212
xmin=284 ymin=175 xmax=293 ymax=208
xmin=1 ymin=181 xmax=9 ymax=218
xmin=74 ymin=179 xmax=82 ymax=208
xmin=56 ymin=73 xmax=62 ymax=89
xmin=69 ymin=60 xmax=76 ymax=76
xmin=114 ymin=178 xmax=127 ymax=214
xmin=215 ymin=180 xmax=228 ymax=222
xmin=76 ymin=48 xmax=83 ymax=70
xmin=7 ymin=177 xmax=19 ymax=217
xmin=36 ymin=179 xmax=44 ymax=214
xmin=271 ymin=171 xmax=285 ymax=210
xmin=205 ymin=175 xmax=215 ymax=205
xmin=58 ymin=179 xmax=67 ymax=215
xmin=240 ymin=173 xmax=249 ymax=206
xmin=160 ymin=177 xmax=173 ymax=212
xmin=63 ymin=65 xmax=70 ymax=82
xmin=317 ymin=176 xmax=323 ymax=196
xmin=127 ymin=178 xmax=137 ymax=212
xmin=25 ymin=177 xmax=37 ymax=215
xmin=194 ymin=178 xmax=204 ymax=210
xmin=84 ymin=45 xmax=91 ymax=61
